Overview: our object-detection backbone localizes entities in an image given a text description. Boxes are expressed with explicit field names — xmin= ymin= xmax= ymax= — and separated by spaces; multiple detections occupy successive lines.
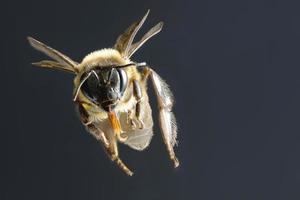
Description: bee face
xmin=80 ymin=67 xmax=128 ymax=111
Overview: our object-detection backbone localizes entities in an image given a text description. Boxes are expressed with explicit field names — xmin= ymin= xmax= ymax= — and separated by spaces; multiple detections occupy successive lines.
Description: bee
xmin=28 ymin=10 xmax=179 ymax=176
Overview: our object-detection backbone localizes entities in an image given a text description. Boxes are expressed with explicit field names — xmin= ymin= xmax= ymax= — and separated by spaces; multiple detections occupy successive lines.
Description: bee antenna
xmin=73 ymin=72 xmax=92 ymax=101
xmin=91 ymin=70 xmax=99 ymax=81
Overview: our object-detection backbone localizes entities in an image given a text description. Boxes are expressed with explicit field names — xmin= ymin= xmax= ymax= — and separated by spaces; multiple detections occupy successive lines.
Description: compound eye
xmin=108 ymin=68 xmax=120 ymax=88
xmin=81 ymin=72 xmax=99 ymax=102
xmin=117 ymin=68 xmax=128 ymax=95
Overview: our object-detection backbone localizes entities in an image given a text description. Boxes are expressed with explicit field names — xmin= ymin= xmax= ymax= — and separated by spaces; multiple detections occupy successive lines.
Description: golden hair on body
xmin=28 ymin=10 xmax=179 ymax=176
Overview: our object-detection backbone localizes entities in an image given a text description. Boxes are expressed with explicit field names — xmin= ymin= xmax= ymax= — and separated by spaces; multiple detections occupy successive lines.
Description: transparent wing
xmin=28 ymin=37 xmax=78 ymax=73
xmin=114 ymin=10 xmax=164 ymax=58
xmin=31 ymin=60 xmax=75 ymax=73
xmin=127 ymin=22 xmax=163 ymax=58
xmin=114 ymin=10 xmax=149 ymax=56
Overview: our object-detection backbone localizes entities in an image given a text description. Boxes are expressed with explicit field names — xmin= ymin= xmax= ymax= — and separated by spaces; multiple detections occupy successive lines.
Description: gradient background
xmin=2 ymin=0 xmax=300 ymax=199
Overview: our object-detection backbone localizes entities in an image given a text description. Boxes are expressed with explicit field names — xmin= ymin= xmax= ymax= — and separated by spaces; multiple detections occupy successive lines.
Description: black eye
xmin=81 ymin=73 xmax=99 ymax=102
xmin=108 ymin=68 xmax=120 ymax=88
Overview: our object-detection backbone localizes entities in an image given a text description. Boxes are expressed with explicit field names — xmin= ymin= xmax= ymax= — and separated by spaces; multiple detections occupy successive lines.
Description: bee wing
xmin=114 ymin=10 xmax=149 ymax=57
xmin=114 ymin=10 xmax=163 ymax=58
xmin=31 ymin=60 xmax=75 ymax=73
xmin=149 ymin=69 xmax=179 ymax=167
xmin=27 ymin=37 xmax=78 ymax=73
xmin=127 ymin=22 xmax=163 ymax=58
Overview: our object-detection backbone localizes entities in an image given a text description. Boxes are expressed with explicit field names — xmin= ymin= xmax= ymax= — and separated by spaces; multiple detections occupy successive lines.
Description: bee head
xmin=78 ymin=66 xmax=128 ymax=112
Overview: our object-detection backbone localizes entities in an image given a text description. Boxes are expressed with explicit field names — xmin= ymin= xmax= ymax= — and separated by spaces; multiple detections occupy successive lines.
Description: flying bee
xmin=28 ymin=10 xmax=179 ymax=176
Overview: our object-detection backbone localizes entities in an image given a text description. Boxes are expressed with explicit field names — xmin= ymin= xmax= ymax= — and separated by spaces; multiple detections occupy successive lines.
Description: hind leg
xmin=147 ymin=68 xmax=179 ymax=168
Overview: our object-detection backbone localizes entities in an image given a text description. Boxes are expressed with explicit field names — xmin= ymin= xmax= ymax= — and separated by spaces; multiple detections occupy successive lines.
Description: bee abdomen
xmin=122 ymin=127 xmax=153 ymax=151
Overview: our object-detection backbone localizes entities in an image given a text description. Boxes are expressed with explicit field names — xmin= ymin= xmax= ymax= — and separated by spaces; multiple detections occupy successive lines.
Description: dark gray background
xmin=2 ymin=0 xmax=300 ymax=199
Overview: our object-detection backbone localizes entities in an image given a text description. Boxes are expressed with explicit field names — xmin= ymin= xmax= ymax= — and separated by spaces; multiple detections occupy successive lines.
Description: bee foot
xmin=117 ymin=132 xmax=128 ymax=142
xmin=126 ymin=112 xmax=138 ymax=129
xmin=111 ymin=156 xmax=134 ymax=176
xmin=84 ymin=120 xmax=93 ymax=126
xmin=137 ymin=119 xmax=144 ymax=129
xmin=170 ymin=155 xmax=180 ymax=168
xmin=130 ymin=119 xmax=137 ymax=129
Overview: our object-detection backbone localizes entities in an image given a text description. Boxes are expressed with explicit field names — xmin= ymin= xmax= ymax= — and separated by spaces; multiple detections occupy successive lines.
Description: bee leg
xmin=83 ymin=120 xmax=93 ymax=126
xmin=141 ymin=66 xmax=151 ymax=80
xmin=77 ymin=103 xmax=109 ymax=146
xmin=104 ymin=136 xmax=134 ymax=176
xmin=126 ymin=110 xmax=137 ymax=129
xmin=148 ymin=68 xmax=180 ymax=168
xmin=132 ymin=80 xmax=144 ymax=129
xmin=86 ymin=124 xmax=110 ymax=148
